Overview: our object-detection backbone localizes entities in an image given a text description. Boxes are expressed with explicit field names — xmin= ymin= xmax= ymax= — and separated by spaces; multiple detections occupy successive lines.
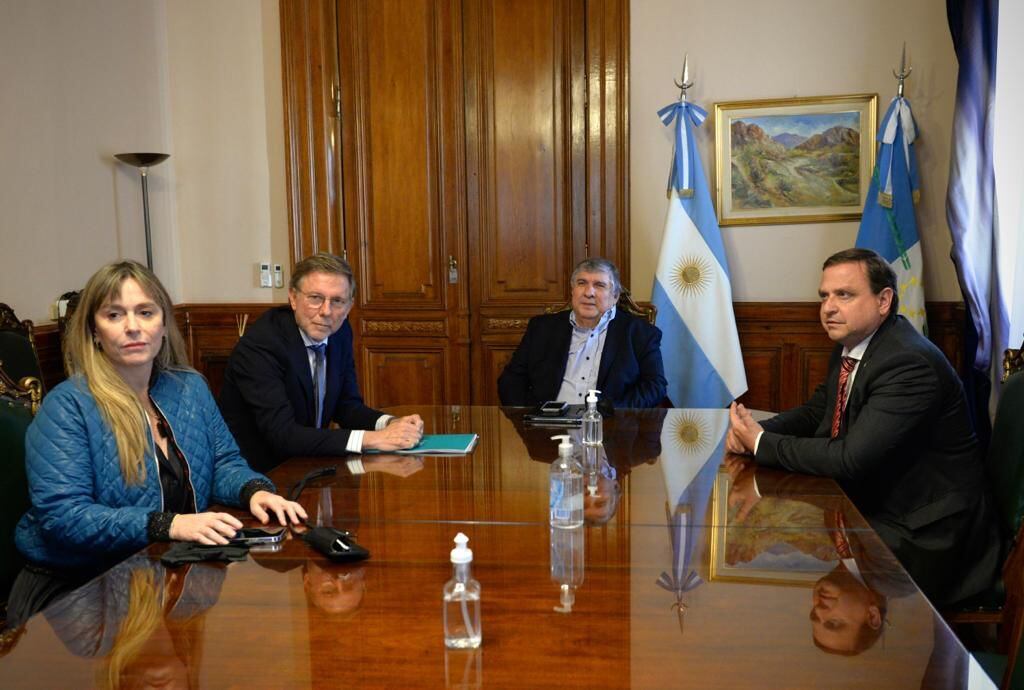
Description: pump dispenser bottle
xmin=443 ymin=532 xmax=482 ymax=649
xmin=549 ymin=435 xmax=584 ymax=528
xmin=550 ymin=525 xmax=585 ymax=613
xmin=582 ymin=389 xmax=603 ymax=446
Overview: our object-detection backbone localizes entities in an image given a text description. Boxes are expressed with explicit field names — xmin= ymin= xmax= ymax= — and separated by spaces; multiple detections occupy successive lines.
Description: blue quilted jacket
xmin=16 ymin=369 xmax=272 ymax=569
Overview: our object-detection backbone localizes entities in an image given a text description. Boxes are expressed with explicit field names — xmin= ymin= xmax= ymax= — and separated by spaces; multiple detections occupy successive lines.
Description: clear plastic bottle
xmin=549 ymin=434 xmax=584 ymax=528
xmin=443 ymin=533 xmax=482 ymax=649
xmin=582 ymin=389 xmax=603 ymax=446
xmin=550 ymin=525 xmax=585 ymax=613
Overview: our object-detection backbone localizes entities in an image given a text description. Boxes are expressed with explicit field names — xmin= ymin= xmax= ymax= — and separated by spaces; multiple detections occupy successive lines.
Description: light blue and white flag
xmin=856 ymin=96 xmax=927 ymax=334
xmin=656 ymin=409 xmax=729 ymax=626
xmin=652 ymin=100 xmax=747 ymax=408
xmin=948 ymin=0 xmax=1012 ymax=387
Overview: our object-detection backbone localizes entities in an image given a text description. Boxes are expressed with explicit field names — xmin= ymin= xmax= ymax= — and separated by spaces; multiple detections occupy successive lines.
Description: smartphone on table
xmin=229 ymin=526 xmax=287 ymax=545
xmin=538 ymin=400 xmax=568 ymax=417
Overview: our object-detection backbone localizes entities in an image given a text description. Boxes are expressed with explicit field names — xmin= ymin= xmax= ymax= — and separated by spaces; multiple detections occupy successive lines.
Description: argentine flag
xmin=856 ymin=96 xmax=927 ymax=334
xmin=652 ymin=100 xmax=747 ymax=408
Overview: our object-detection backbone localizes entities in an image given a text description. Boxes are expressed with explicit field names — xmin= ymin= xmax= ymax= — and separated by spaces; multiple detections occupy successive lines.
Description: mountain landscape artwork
xmin=729 ymin=112 xmax=861 ymax=209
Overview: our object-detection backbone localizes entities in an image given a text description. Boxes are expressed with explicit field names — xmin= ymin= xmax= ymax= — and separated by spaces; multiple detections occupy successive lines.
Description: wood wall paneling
xmin=336 ymin=0 xmax=470 ymax=408
xmin=362 ymin=346 xmax=447 ymax=408
xmin=282 ymin=0 xmax=629 ymax=407
xmin=30 ymin=302 xmax=966 ymax=415
xmin=584 ymin=0 xmax=629 ymax=281
xmin=174 ymin=304 xmax=274 ymax=398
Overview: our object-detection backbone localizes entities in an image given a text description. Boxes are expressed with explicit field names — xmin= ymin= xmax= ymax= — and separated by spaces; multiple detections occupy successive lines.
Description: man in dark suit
xmin=727 ymin=248 xmax=1002 ymax=606
xmin=219 ymin=253 xmax=423 ymax=472
xmin=497 ymin=258 xmax=667 ymax=409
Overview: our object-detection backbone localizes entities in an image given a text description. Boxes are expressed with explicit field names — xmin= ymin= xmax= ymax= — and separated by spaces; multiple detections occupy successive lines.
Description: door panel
xmin=337 ymin=0 xmax=469 ymax=406
xmin=362 ymin=346 xmax=447 ymax=407
xmin=281 ymin=0 xmax=628 ymax=408
xmin=346 ymin=0 xmax=443 ymax=307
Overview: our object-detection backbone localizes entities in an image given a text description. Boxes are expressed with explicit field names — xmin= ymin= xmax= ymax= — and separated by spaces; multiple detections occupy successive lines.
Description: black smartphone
xmin=229 ymin=526 xmax=287 ymax=545
xmin=538 ymin=400 xmax=568 ymax=417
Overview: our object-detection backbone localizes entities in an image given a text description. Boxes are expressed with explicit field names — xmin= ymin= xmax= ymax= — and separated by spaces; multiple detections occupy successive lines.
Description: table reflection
xmin=42 ymin=555 xmax=224 ymax=690
xmin=0 ymin=408 xmax=992 ymax=689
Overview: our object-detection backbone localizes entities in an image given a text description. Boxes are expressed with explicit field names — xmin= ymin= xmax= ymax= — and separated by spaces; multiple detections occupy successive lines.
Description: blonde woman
xmin=14 ymin=261 xmax=306 ymax=587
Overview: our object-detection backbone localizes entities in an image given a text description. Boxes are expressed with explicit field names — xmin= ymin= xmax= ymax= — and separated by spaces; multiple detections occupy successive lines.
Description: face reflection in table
xmin=0 ymin=407 xmax=988 ymax=689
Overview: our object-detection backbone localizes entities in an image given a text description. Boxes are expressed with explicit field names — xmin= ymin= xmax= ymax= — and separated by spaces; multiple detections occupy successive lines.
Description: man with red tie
xmin=727 ymin=248 xmax=1002 ymax=607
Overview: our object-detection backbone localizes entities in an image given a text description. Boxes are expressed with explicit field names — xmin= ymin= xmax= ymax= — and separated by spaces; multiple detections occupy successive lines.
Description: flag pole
xmin=892 ymin=42 xmax=912 ymax=98
xmin=673 ymin=53 xmax=693 ymax=102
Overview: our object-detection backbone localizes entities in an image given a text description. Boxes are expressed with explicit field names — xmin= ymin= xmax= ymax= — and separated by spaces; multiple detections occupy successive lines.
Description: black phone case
xmin=303 ymin=526 xmax=370 ymax=562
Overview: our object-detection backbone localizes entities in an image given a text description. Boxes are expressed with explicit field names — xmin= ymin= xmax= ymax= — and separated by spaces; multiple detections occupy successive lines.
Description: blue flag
xmin=652 ymin=100 xmax=747 ymax=408
xmin=856 ymin=96 xmax=927 ymax=334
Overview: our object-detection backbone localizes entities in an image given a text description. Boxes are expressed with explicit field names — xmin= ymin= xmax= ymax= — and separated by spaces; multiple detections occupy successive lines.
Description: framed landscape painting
xmin=714 ymin=94 xmax=877 ymax=226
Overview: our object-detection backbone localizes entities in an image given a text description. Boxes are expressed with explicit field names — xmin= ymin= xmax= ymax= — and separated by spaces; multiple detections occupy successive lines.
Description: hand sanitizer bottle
xmin=549 ymin=435 xmax=583 ymax=528
xmin=550 ymin=525 xmax=585 ymax=613
xmin=443 ymin=532 xmax=482 ymax=649
xmin=582 ymin=389 xmax=603 ymax=446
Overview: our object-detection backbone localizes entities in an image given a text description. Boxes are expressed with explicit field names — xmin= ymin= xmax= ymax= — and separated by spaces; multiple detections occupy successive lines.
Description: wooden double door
xmin=281 ymin=0 xmax=628 ymax=406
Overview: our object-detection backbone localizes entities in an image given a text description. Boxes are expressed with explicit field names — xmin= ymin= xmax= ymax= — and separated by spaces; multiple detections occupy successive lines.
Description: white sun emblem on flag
xmin=670 ymin=256 xmax=712 ymax=297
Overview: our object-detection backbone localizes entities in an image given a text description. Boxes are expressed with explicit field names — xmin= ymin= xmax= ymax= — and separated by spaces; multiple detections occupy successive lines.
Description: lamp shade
xmin=114 ymin=153 xmax=169 ymax=168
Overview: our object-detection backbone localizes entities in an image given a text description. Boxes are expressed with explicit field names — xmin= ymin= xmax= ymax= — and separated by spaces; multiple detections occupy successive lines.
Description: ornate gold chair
xmin=0 ymin=367 xmax=41 ymax=416
xmin=1004 ymin=337 xmax=1023 ymax=382
xmin=545 ymin=287 xmax=657 ymax=326
xmin=0 ymin=304 xmax=44 ymax=396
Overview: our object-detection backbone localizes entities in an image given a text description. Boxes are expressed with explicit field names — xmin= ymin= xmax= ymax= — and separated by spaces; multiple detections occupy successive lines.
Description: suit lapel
xmin=596 ymin=311 xmax=624 ymax=389
xmin=845 ymin=315 xmax=897 ymax=415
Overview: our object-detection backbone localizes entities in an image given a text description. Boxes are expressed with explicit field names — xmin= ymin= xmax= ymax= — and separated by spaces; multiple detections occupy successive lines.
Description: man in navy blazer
xmin=727 ymin=249 xmax=1002 ymax=606
xmin=219 ymin=253 xmax=423 ymax=472
xmin=498 ymin=258 xmax=667 ymax=409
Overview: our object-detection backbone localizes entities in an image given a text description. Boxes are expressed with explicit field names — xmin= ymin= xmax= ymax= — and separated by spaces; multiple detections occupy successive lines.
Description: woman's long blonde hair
xmin=64 ymin=261 xmax=190 ymax=485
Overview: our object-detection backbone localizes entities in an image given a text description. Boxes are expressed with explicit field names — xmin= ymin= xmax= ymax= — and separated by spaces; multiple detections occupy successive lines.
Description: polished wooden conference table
xmin=1 ymin=406 xmax=996 ymax=688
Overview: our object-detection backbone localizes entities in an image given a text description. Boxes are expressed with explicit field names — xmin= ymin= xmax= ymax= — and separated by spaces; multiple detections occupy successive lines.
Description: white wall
xmin=0 ymin=0 xmax=177 ymax=322
xmin=630 ymin=0 xmax=962 ymax=302
xmin=0 ymin=0 xmax=288 ymax=323
xmin=165 ymin=0 xmax=289 ymax=305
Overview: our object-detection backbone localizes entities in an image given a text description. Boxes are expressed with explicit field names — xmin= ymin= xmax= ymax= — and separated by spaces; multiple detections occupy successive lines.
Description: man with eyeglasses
xmin=219 ymin=253 xmax=423 ymax=472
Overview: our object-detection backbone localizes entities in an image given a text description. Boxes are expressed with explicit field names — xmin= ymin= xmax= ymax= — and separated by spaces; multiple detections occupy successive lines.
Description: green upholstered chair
xmin=945 ymin=370 xmax=1024 ymax=689
xmin=0 ymin=304 xmax=44 ymax=397
xmin=0 ymin=394 xmax=32 ymax=618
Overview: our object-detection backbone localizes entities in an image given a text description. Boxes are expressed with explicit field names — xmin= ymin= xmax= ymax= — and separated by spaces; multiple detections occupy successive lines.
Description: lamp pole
xmin=114 ymin=152 xmax=170 ymax=270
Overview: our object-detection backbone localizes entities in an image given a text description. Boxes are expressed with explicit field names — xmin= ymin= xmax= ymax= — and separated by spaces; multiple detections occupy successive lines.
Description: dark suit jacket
xmin=218 ymin=306 xmax=384 ymax=472
xmin=755 ymin=314 xmax=1002 ymax=606
xmin=497 ymin=309 xmax=667 ymax=409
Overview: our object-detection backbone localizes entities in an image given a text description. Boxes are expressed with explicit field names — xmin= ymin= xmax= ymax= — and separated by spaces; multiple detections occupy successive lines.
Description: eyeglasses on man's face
xmin=297 ymin=290 xmax=352 ymax=311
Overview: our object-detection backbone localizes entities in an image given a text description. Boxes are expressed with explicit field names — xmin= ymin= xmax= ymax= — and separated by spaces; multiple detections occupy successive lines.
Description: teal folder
xmin=366 ymin=433 xmax=479 ymax=456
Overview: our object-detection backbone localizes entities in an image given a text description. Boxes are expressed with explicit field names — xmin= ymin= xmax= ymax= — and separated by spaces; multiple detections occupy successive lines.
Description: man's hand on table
xmin=728 ymin=402 xmax=762 ymax=455
xmin=363 ymin=416 xmax=424 ymax=451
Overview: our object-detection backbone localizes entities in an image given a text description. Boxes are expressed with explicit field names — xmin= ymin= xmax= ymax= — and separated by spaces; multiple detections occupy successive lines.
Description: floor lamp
xmin=114 ymin=152 xmax=170 ymax=270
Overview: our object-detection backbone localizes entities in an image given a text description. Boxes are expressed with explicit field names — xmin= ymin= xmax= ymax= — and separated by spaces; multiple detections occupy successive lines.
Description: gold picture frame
xmin=708 ymin=468 xmax=838 ymax=586
xmin=714 ymin=93 xmax=878 ymax=226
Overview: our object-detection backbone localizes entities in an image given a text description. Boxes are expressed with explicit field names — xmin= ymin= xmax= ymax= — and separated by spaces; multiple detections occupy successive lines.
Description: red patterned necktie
xmin=830 ymin=356 xmax=857 ymax=439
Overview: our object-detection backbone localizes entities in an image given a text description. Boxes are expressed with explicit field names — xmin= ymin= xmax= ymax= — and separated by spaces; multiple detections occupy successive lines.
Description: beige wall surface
xmin=166 ymin=0 xmax=289 ymax=305
xmin=2 ymin=0 xmax=963 ymax=324
xmin=0 ymin=0 xmax=177 ymax=323
xmin=630 ymin=0 xmax=962 ymax=302
xmin=0 ymin=0 xmax=288 ymax=324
